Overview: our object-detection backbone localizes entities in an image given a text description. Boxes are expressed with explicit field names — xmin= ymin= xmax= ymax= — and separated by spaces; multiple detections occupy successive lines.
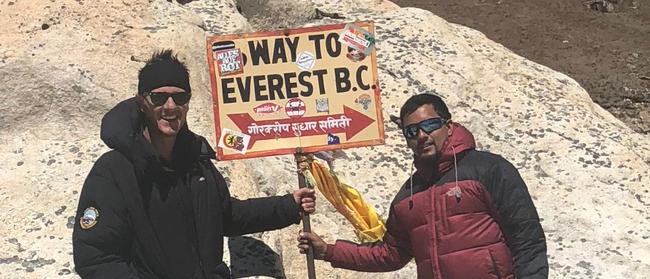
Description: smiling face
xmin=403 ymin=104 xmax=450 ymax=163
xmin=139 ymin=86 xmax=189 ymax=138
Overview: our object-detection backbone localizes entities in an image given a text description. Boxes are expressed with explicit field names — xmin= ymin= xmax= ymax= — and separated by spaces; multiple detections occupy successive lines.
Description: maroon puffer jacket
xmin=324 ymin=123 xmax=548 ymax=278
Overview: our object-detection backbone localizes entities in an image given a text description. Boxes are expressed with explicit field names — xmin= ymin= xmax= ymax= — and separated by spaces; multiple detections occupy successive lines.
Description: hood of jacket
xmin=100 ymin=97 xmax=215 ymax=174
xmin=414 ymin=122 xmax=476 ymax=177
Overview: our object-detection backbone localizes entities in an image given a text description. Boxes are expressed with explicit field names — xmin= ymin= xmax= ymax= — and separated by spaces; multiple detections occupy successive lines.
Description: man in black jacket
xmin=73 ymin=50 xmax=315 ymax=279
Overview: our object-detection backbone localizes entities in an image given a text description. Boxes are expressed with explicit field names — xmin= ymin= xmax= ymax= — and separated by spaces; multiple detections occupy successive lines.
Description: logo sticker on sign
xmin=316 ymin=98 xmax=329 ymax=113
xmin=327 ymin=133 xmax=340 ymax=145
xmin=215 ymin=48 xmax=244 ymax=76
xmin=296 ymin=51 xmax=316 ymax=71
xmin=218 ymin=128 xmax=251 ymax=154
xmin=338 ymin=23 xmax=376 ymax=56
xmin=254 ymin=102 xmax=282 ymax=115
xmin=355 ymin=94 xmax=372 ymax=111
xmin=346 ymin=47 xmax=367 ymax=62
xmin=285 ymin=98 xmax=306 ymax=118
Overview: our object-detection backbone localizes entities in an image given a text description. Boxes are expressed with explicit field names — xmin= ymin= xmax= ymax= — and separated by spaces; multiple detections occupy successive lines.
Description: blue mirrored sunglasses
xmin=402 ymin=117 xmax=447 ymax=139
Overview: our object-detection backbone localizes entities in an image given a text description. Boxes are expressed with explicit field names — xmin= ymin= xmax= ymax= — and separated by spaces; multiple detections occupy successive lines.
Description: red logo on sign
xmin=222 ymin=133 xmax=245 ymax=151
xmin=254 ymin=103 xmax=281 ymax=115
xmin=215 ymin=48 xmax=244 ymax=76
xmin=285 ymin=98 xmax=306 ymax=119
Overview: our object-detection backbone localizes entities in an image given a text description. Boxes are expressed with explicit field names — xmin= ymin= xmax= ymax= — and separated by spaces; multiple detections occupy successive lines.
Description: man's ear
xmin=390 ymin=115 xmax=403 ymax=129
xmin=446 ymin=120 xmax=453 ymax=136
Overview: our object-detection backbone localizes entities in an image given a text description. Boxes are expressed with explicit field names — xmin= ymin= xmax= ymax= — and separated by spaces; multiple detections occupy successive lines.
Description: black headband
xmin=138 ymin=60 xmax=191 ymax=94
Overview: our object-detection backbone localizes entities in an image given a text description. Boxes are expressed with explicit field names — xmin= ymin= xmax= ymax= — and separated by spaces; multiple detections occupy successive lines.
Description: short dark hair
xmin=399 ymin=93 xmax=451 ymax=122
xmin=137 ymin=49 xmax=191 ymax=94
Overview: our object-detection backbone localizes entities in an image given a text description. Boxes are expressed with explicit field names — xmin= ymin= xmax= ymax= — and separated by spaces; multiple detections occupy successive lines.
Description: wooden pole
xmin=295 ymin=149 xmax=316 ymax=279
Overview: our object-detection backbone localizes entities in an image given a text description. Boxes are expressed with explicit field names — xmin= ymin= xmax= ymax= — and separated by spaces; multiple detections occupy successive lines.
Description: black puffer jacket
xmin=73 ymin=98 xmax=301 ymax=278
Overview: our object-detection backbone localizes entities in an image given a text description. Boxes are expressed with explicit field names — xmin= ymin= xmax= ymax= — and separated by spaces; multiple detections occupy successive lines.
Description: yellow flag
xmin=304 ymin=161 xmax=386 ymax=243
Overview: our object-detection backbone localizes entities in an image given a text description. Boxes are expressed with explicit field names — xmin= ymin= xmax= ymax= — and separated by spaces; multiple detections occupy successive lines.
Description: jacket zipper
xmin=489 ymin=250 xmax=502 ymax=279
xmin=431 ymin=188 xmax=439 ymax=279
xmin=441 ymin=192 xmax=450 ymax=234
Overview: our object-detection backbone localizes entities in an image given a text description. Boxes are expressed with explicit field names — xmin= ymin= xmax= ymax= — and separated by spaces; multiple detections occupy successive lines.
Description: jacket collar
xmin=100 ymin=97 xmax=215 ymax=175
xmin=414 ymin=122 xmax=476 ymax=180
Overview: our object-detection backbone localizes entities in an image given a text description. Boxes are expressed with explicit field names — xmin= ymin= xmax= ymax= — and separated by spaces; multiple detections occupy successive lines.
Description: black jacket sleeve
xmin=212 ymin=169 xmax=301 ymax=236
xmin=73 ymin=159 xmax=139 ymax=279
xmin=225 ymin=195 xmax=302 ymax=236
xmin=488 ymin=156 xmax=549 ymax=279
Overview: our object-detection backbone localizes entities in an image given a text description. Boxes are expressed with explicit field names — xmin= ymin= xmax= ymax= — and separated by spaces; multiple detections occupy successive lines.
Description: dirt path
xmin=392 ymin=0 xmax=650 ymax=134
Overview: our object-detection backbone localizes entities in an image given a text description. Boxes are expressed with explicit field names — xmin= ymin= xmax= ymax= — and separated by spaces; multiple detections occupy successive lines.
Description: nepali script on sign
xmin=207 ymin=22 xmax=385 ymax=160
xmin=248 ymin=116 xmax=352 ymax=136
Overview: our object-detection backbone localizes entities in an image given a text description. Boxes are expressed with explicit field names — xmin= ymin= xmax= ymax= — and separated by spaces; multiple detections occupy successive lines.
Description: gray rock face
xmin=1 ymin=0 xmax=648 ymax=278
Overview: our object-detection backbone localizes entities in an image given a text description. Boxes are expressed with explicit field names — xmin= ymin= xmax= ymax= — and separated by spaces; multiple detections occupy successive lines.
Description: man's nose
xmin=416 ymin=128 xmax=428 ymax=140
xmin=162 ymin=96 xmax=178 ymax=109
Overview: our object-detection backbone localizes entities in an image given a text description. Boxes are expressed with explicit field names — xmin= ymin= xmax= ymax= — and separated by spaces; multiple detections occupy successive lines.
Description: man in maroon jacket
xmin=298 ymin=94 xmax=548 ymax=278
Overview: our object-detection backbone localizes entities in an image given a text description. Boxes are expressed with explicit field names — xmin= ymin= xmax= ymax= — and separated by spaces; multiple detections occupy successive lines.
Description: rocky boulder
xmin=0 ymin=0 xmax=648 ymax=278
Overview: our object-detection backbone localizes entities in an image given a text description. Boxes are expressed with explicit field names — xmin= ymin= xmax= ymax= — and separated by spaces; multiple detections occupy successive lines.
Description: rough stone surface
xmin=0 ymin=0 xmax=649 ymax=278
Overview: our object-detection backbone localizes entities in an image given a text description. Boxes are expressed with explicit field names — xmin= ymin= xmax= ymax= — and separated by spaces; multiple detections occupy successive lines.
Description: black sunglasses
xmin=402 ymin=117 xmax=447 ymax=139
xmin=143 ymin=91 xmax=191 ymax=106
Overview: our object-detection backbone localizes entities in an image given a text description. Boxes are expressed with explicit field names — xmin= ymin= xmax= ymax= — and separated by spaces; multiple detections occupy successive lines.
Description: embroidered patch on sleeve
xmin=79 ymin=207 xmax=99 ymax=230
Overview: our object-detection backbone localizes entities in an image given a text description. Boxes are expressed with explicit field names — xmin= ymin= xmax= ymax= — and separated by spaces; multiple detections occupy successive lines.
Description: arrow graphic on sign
xmin=227 ymin=106 xmax=375 ymax=149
